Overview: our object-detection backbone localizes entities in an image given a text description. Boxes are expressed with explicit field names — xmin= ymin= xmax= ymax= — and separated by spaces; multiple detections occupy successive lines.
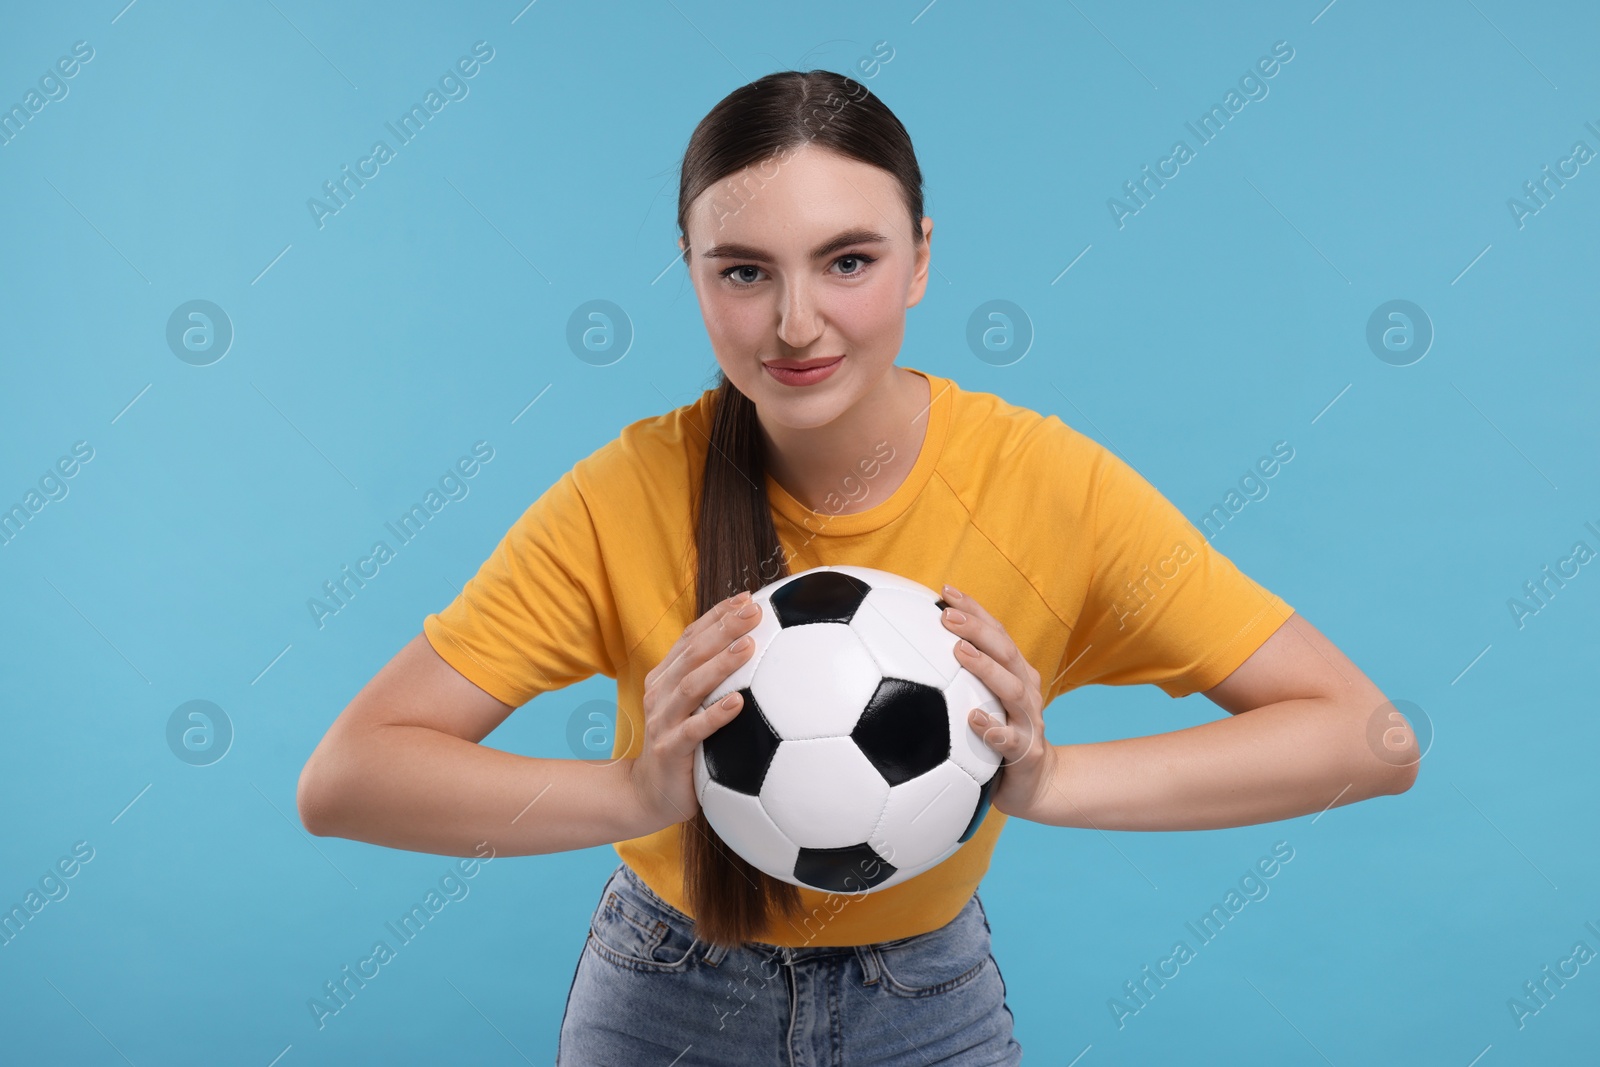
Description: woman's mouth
xmin=762 ymin=356 xmax=844 ymax=387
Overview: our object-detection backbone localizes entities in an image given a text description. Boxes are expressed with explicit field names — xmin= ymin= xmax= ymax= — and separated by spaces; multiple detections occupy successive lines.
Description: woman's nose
xmin=776 ymin=281 xmax=823 ymax=348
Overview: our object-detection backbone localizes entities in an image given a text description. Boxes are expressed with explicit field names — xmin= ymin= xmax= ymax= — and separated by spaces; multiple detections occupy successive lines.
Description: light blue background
xmin=2 ymin=1 xmax=1596 ymax=1063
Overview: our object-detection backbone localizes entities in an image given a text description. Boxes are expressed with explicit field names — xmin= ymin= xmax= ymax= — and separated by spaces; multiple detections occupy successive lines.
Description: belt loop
xmin=701 ymin=938 xmax=729 ymax=967
xmin=854 ymin=942 xmax=881 ymax=986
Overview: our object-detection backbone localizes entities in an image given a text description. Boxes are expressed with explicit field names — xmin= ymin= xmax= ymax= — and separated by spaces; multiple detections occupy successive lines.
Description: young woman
xmin=296 ymin=70 xmax=1418 ymax=1065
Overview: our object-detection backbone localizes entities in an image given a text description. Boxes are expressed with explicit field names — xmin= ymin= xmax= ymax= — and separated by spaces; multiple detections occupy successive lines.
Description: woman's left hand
xmin=940 ymin=584 xmax=1059 ymax=822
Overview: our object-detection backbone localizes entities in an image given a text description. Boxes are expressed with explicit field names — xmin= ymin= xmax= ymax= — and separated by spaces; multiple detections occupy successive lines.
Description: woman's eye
xmin=718 ymin=254 xmax=877 ymax=288
xmin=721 ymin=265 xmax=764 ymax=286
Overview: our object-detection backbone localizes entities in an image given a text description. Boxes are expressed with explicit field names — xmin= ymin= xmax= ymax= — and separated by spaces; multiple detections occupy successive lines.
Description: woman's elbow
xmin=296 ymin=744 xmax=346 ymax=837
xmin=1357 ymin=696 xmax=1423 ymax=797
xmin=1375 ymin=754 xmax=1420 ymax=796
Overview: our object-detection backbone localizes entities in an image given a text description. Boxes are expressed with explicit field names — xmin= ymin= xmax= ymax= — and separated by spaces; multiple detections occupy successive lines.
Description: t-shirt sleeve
xmin=1055 ymin=445 xmax=1294 ymax=699
xmin=423 ymin=463 xmax=621 ymax=709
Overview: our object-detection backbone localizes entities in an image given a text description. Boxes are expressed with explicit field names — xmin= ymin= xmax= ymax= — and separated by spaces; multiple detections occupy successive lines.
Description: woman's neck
xmin=760 ymin=366 xmax=931 ymax=517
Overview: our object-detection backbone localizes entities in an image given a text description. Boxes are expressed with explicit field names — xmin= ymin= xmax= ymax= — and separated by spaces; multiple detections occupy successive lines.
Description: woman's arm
xmin=938 ymin=587 xmax=1419 ymax=832
xmin=1036 ymin=613 xmax=1419 ymax=831
xmin=296 ymin=633 xmax=665 ymax=856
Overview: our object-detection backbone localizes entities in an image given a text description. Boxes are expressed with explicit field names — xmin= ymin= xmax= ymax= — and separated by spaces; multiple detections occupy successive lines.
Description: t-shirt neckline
xmin=763 ymin=367 xmax=952 ymax=539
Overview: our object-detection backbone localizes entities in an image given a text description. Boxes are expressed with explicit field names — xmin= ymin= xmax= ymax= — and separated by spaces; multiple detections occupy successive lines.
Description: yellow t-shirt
xmin=423 ymin=366 xmax=1294 ymax=946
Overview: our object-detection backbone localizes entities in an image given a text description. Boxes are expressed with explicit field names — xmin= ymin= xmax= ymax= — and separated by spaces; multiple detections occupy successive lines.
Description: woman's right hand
xmin=628 ymin=590 xmax=762 ymax=833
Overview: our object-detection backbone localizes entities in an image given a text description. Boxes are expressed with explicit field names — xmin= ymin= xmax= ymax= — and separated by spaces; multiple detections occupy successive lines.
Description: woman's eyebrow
xmin=700 ymin=228 xmax=890 ymax=262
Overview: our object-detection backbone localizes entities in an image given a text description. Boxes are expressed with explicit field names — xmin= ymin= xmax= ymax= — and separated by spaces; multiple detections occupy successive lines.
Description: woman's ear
xmin=906 ymin=216 xmax=933 ymax=309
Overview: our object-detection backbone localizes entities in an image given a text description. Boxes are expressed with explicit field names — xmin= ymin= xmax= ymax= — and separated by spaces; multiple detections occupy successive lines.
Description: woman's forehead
xmin=686 ymin=152 xmax=908 ymax=249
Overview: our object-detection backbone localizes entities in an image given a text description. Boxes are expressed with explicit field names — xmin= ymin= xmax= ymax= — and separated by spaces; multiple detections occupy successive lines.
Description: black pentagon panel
xmin=851 ymin=678 xmax=951 ymax=786
xmin=702 ymin=688 xmax=779 ymax=796
xmin=959 ymin=765 xmax=1003 ymax=843
xmin=771 ymin=570 xmax=872 ymax=628
xmin=934 ymin=598 xmax=950 ymax=612
xmin=793 ymin=842 xmax=897 ymax=893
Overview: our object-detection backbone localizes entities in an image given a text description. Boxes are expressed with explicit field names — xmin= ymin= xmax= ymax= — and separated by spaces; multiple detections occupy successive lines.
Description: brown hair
xmin=675 ymin=69 xmax=926 ymax=948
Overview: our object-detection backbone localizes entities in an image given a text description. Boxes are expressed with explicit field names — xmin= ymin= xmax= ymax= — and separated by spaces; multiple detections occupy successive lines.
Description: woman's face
xmin=679 ymin=143 xmax=932 ymax=431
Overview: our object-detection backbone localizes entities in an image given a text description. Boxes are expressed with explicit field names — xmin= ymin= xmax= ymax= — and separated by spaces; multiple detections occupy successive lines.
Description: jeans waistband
xmin=609 ymin=860 xmax=968 ymax=970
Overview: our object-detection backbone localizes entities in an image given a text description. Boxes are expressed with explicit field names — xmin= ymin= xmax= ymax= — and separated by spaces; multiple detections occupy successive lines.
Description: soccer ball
xmin=693 ymin=565 xmax=1007 ymax=895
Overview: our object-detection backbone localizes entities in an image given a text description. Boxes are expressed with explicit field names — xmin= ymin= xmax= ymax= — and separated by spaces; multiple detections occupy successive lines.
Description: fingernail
xmin=721 ymin=692 xmax=740 ymax=707
xmin=942 ymin=584 xmax=962 ymax=599
xmin=944 ymin=607 xmax=967 ymax=624
xmin=959 ymin=639 xmax=977 ymax=654
xmin=738 ymin=600 xmax=759 ymax=617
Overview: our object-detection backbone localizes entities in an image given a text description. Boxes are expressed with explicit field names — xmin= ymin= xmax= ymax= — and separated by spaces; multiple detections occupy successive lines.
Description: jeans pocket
xmin=869 ymin=893 xmax=992 ymax=998
xmin=586 ymin=881 xmax=701 ymax=975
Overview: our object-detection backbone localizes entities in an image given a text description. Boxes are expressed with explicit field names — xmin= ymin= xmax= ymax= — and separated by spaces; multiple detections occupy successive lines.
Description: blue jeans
xmin=557 ymin=860 xmax=1023 ymax=1066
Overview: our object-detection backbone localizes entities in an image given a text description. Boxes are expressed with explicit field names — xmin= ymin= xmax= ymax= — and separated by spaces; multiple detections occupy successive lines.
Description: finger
xmin=941 ymin=583 xmax=986 ymax=617
xmin=711 ymin=594 xmax=761 ymax=637
xmin=966 ymin=707 xmax=1018 ymax=758
xmin=941 ymin=590 xmax=1036 ymax=686
xmin=953 ymin=637 xmax=1029 ymax=708
xmin=669 ymin=628 xmax=758 ymax=723
xmin=940 ymin=589 xmax=1003 ymax=659
xmin=684 ymin=689 xmax=745 ymax=746
xmin=953 ymin=640 xmax=1043 ymax=760
xmin=657 ymin=593 xmax=755 ymax=684
xmin=967 ymin=705 xmax=1040 ymax=764
xmin=941 ymin=585 xmax=1004 ymax=632
xmin=679 ymin=591 xmax=750 ymax=651
xmin=698 ymin=598 xmax=761 ymax=670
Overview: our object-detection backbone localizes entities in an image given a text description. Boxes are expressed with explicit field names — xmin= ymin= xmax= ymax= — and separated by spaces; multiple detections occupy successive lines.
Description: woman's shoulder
xmin=567 ymin=387 xmax=714 ymax=505
xmin=575 ymin=385 xmax=711 ymax=459
xmin=939 ymin=373 xmax=1109 ymax=485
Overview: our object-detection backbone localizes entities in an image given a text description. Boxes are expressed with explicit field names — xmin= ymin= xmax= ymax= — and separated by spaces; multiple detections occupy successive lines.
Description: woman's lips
xmin=763 ymin=356 xmax=844 ymax=387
